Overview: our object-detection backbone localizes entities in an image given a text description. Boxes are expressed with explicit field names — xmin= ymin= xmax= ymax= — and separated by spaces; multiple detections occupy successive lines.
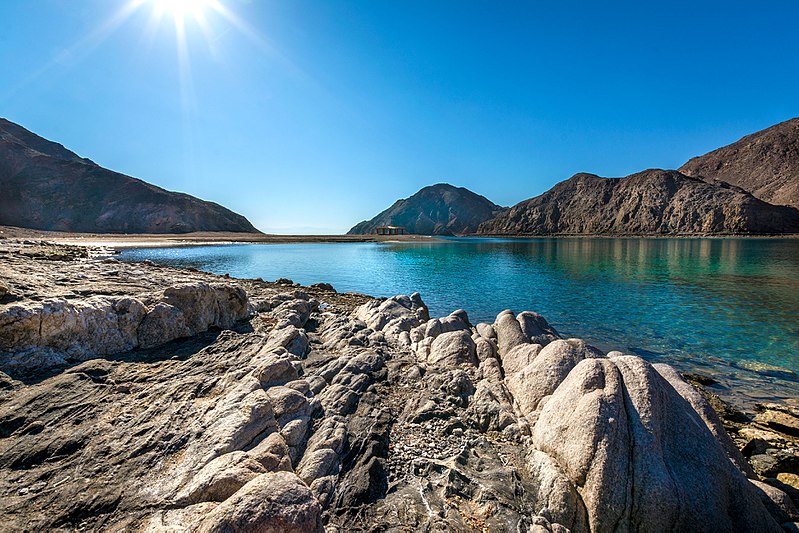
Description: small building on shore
xmin=375 ymin=225 xmax=406 ymax=236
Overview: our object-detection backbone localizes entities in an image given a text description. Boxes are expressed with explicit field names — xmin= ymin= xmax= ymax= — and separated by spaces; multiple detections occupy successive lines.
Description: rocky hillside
xmin=348 ymin=183 xmax=506 ymax=235
xmin=478 ymin=169 xmax=799 ymax=235
xmin=0 ymin=241 xmax=797 ymax=531
xmin=0 ymin=118 xmax=259 ymax=233
xmin=680 ymin=117 xmax=799 ymax=208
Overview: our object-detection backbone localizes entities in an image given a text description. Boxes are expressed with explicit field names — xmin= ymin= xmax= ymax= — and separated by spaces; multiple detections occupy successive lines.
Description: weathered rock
xmin=266 ymin=386 xmax=310 ymax=426
xmin=0 ymin=248 xmax=788 ymax=532
xmin=517 ymin=311 xmax=559 ymax=346
xmin=506 ymin=339 xmax=587 ymax=416
xmin=0 ymin=281 xmax=249 ymax=371
xmin=751 ymin=479 xmax=799 ymax=524
xmin=426 ymin=330 xmax=478 ymax=367
xmin=196 ymin=471 xmax=323 ymax=533
xmin=248 ymin=431 xmax=293 ymax=472
xmin=530 ymin=355 xmax=781 ymax=531
xmin=266 ymin=325 xmax=309 ymax=357
xmin=467 ymin=380 xmax=517 ymax=432
xmin=475 ymin=322 xmax=496 ymax=340
xmin=297 ymin=448 xmax=340 ymax=484
xmin=253 ymin=350 xmax=300 ymax=388
xmin=501 ymin=342 xmax=542 ymax=375
xmin=494 ymin=309 xmax=528 ymax=356
xmin=655 ymin=363 xmax=756 ymax=477
xmin=137 ymin=302 xmax=189 ymax=349
xmin=175 ymin=451 xmax=266 ymax=504
xmin=755 ymin=408 xmax=799 ymax=437
xmin=474 ymin=336 xmax=497 ymax=362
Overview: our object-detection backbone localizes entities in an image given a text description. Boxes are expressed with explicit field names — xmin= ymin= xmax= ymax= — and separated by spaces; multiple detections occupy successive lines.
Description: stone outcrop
xmin=0 ymin=117 xmax=259 ymax=233
xmin=0 ymin=243 xmax=795 ymax=531
xmin=0 ymin=282 xmax=250 ymax=371
xmin=680 ymin=117 xmax=799 ymax=208
xmin=478 ymin=169 xmax=799 ymax=235
xmin=348 ymin=183 xmax=506 ymax=236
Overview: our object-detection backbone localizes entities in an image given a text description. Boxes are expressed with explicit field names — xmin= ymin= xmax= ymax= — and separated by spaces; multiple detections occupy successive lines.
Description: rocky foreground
xmin=1 ymin=241 xmax=798 ymax=531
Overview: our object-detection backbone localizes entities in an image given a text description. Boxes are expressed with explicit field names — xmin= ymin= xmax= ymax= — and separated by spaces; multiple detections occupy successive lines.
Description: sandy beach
xmin=0 ymin=225 xmax=442 ymax=249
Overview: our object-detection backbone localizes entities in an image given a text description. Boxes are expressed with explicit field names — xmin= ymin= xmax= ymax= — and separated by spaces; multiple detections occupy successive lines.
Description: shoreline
xmin=1 ymin=238 xmax=797 ymax=529
xmin=3 ymin=225 xmax=799 ymax=252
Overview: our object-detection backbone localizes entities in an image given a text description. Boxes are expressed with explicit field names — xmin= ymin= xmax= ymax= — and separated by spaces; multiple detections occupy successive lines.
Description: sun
xmin=152 ymin=0 xmax=213 ymax=22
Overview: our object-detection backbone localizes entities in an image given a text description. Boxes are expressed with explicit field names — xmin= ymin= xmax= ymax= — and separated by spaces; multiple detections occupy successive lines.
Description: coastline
xmin=3 ymin=225 xmax=798 ymax=254
xmin=1 ymin=237 xmax=797 ymax=529
xmin=0 ymin=225 xmax=444 ymax=249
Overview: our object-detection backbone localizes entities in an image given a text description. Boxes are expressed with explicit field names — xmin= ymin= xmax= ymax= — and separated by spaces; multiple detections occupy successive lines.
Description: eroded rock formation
xmin=0 ymin=242 xmax=796 ymax=531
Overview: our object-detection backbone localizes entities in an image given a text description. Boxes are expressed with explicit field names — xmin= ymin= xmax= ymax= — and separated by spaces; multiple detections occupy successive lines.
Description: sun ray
xmin=0 ymin=0 xmax=147 ymax=103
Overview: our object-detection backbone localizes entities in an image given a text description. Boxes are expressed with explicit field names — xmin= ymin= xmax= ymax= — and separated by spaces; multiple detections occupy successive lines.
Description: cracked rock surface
xmin=0 ymin=241 xmax=796 ymax=531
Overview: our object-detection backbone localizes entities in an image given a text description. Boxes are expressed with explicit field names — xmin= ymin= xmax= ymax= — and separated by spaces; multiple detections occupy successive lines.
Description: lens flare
xmin=152 ymin=0 xmax=211 ymax=21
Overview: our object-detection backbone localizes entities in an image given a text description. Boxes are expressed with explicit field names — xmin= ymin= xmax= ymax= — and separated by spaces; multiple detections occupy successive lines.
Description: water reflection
xmin=120 ymin=238 xmax=799 ymax=407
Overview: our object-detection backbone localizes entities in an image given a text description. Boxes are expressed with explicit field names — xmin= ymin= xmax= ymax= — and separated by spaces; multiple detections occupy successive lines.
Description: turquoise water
xmin=120 ymin=238 xmax=799 ymax=407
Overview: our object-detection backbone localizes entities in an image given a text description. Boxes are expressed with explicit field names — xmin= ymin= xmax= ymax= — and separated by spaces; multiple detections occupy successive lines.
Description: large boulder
xmin=426 ymin=330 xmax=478 ymax=367
xmin=494 ymin=309 xmax=528 ymax=356
xmin=529 ymin=355 xmax=782 ymax=532
xmin=505 ymin=339 xmax=587 ymax=415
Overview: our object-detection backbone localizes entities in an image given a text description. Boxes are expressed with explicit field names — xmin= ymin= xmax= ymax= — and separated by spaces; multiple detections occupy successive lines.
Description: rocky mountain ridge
xmin=477 ymin=169 xmax=799 ymax=235
xmin=0 ymin=241 xmax=797 ymax=531
xmin=348 ymin=183 xmax=506 ymax=236
xmin=680 ymin=117 xmax=799 ymax=208
xmin=0 ymin=118 xmax=259 ymax=234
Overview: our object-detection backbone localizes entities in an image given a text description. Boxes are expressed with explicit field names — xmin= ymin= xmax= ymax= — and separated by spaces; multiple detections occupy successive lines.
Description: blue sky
xmin=1 ymin=0 xmax=798 ymax=233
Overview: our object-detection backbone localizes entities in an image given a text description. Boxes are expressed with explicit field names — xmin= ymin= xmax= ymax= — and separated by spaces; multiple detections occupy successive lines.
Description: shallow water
xmin=120 ymin=237 xmax=799 ymax=408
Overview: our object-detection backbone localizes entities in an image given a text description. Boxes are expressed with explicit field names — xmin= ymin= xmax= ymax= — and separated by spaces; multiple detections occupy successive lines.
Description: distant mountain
xmin=348 ymin=183 xmax=506 ymax=236
xmin=477 ymin=169 xmax=799 ymax=235
xmin=679 ymin=117 xmax=799 ymax=208
xmin=0 ymin=118 xmax=259 ymax=234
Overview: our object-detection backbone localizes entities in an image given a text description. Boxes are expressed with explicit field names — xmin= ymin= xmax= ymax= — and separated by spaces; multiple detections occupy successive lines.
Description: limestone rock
xmin=138 ymin=302 xmax=189 ymax=349
xmin=529 ymin=355 xmax=782 ymax=531
xmin=253 ymin=350 xmax=300 ymax=388
xmin=506 ymin=339 xmax=586 ymax=415
xmin=175 ymin=451 xmax=266 ymax=504
xmin=196 ymin=471 xmax=323 ymax=533
xmin=517 ymin=311 xmax=559 ymax=346
xmin=426 ymin=330 xmax=478 ymax=367
xmin=494 ymin=309 xmax=528 ymax=356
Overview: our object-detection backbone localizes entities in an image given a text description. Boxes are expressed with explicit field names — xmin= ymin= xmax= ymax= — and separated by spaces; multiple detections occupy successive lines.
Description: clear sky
xmin=1 ymin=0 xmax=798 ymax=233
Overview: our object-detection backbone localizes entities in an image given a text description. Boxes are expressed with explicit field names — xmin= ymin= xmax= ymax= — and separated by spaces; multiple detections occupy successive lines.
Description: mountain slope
xmin=477 ymin=169 xmax=799 ymax=235
xmin=348 ymin=183 xmax=506 ymax=235
xmin=679 ymin=117 xmax=799 ymax=208
xmin=0 ymin=118 xmax=259 ymax=233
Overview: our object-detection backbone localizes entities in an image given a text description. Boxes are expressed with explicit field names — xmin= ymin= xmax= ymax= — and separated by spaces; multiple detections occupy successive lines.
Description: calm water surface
xmin=120 ymin=238 xmax=799 ymax=407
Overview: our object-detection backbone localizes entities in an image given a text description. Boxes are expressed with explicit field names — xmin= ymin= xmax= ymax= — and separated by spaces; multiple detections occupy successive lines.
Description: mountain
xmin=679 ymin=117 xmax=799 ymax=208
xmin=477 ymin=169 xmax=799 ymax=235
xmin=0 ymin=118 xmax=259 ymax=233
xmin=348 ymin=183 xmax=506 ymax=235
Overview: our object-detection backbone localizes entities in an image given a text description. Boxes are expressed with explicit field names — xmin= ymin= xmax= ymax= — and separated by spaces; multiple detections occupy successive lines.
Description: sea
xmin=119 ymin=237 xmax=799 ymax=409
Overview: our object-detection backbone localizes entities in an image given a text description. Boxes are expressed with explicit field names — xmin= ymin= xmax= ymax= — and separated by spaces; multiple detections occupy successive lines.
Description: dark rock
xmin=478 ymin=169 xmax=799 ymax=235
xmin=680 ymin=117 xmax=799 ymax=208
xmin=348 ymin=183 xmax=506 ymax=236
xmin=0 ymin=118 xmax=259 ymax=233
